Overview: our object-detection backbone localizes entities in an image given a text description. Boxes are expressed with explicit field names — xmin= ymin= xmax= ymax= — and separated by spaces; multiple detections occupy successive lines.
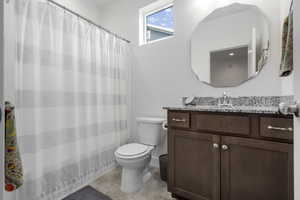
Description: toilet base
xmin=121 ymin=167 xmax=144 ymax=193
xmin=120 ymin=161 xmax=153 ymax=193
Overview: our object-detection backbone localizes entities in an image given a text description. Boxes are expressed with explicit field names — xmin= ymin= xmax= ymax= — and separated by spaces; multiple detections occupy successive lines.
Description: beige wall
xmin=52 ymin=0 xmax=103 ymax=24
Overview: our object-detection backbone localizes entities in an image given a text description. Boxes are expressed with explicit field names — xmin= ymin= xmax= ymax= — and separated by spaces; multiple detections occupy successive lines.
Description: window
xmin=139 ymin=0 xmax=174 ymax=45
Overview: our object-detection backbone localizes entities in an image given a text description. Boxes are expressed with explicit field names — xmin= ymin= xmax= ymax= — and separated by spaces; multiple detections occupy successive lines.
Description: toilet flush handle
xmin=162 ymin=121 xmax=168 ymax=130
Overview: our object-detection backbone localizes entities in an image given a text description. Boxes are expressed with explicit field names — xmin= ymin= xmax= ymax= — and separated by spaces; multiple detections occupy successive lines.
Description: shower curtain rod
xmin=47 ymin=0 xmax=131 ymax=43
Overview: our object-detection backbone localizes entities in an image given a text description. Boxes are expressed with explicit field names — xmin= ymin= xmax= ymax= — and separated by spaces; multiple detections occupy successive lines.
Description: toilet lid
xmin=116 ymin=143 xmax=149 ymax=157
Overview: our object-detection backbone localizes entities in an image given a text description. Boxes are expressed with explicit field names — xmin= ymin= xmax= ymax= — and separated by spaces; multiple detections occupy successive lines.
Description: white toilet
xmin=115 ymin=117 xmax=165 ymax=193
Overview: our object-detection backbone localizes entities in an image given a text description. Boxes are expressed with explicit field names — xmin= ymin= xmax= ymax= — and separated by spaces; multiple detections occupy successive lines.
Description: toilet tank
xmin=136 ymin=117 xmax=165 ymax=146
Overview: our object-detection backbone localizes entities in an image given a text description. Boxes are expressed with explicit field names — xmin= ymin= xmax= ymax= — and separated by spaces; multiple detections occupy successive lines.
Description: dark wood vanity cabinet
xmin=221 ymin=136 xmax=293 ymax=200
xmin=167 ymin=110 xmax=294 ymax=200
xmin=168 ymin=130 xmax=220 ymax=200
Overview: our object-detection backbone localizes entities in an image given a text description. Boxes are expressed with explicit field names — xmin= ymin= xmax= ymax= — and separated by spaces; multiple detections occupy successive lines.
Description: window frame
xmin=139 ymin=0 xmax=174 ymax=46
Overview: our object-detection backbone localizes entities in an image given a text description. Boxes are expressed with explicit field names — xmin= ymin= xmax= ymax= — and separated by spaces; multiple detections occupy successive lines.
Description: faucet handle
xmin=219 ymin=92 xmax=232 ymax=106
xmin=217 ymin=97 xmax=221 ymax=105
xmin=227 ymin=96 xmax=233 ymax=106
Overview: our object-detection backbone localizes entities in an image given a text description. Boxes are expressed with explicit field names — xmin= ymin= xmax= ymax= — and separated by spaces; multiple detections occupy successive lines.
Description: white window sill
xmin=139 ymin=35 xmax=175 ymax=46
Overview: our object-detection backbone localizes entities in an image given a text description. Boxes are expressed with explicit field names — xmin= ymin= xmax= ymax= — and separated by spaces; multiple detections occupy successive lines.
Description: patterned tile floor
xmin=90 ymin=167 xmax=175 ymax=200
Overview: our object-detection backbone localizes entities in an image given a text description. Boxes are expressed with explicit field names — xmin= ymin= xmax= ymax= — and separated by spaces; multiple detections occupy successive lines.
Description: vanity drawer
xmin=191 ymin=113 xmax=250 ymax=135
xmin=168 ymin=111 xmax=190 ymax=128
xmin=260 ymin=117 xmax=293 ymax=140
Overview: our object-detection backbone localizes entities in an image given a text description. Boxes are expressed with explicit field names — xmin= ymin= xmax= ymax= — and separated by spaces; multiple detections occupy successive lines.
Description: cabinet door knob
xmin=213 ymin=143 xmax=219 ymax=149
xmin=222 ymin=145 xmax=229 ymax=151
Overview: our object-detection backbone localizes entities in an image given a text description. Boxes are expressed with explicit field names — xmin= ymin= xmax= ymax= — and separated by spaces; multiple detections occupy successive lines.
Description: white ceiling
xmin=91 ymin=0 xmax=117 ymax=7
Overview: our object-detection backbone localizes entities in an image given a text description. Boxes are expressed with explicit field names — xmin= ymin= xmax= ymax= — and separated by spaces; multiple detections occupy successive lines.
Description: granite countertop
xmin=163 ymin=96 xmax=294 ymax=115
xmin=163 ymin=105 xmax=281 ymax=114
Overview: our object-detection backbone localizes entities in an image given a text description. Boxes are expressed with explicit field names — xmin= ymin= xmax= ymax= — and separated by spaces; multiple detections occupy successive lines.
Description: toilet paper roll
xmin=162 ymin=121 xmax=168 ymax=130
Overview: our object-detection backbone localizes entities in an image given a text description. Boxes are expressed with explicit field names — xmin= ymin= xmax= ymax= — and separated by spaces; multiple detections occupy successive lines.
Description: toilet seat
xmin=115 ymin=143 xmax=153 ymax=159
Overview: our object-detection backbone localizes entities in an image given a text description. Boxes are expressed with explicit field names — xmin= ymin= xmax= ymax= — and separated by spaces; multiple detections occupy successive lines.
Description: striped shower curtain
xmin=9 ymin=0 xmax=130 ymax=199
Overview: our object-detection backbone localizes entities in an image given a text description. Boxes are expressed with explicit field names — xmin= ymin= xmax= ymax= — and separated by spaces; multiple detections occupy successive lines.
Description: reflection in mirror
xmin=191 ymin=3 xmax=270 ymax=87
xmin=210 ymin=46 xmax=248 ymax=87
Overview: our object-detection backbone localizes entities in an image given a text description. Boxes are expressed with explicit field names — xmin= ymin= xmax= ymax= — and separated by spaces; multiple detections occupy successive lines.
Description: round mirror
xmin=191 ymin=3 xmax=270 ymax=87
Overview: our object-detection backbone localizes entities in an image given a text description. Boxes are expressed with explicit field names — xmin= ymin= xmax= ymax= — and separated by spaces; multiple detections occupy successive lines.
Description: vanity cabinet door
xmin=221 ymin=136 xmax=293 ymax=200
xmin=168 ymin=129 xmax=220 ymax=200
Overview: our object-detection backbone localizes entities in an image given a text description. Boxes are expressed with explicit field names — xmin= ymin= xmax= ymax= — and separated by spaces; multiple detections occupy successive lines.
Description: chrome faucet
xmin=218 ymin=92 xmax=232 ymax=107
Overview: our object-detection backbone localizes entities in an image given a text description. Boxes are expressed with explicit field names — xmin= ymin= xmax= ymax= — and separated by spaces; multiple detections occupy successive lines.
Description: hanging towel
xmin=280 ymin=11 xmax=293 ymax=77
xmin=5 ymin=102 xmax=23 ymax=192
